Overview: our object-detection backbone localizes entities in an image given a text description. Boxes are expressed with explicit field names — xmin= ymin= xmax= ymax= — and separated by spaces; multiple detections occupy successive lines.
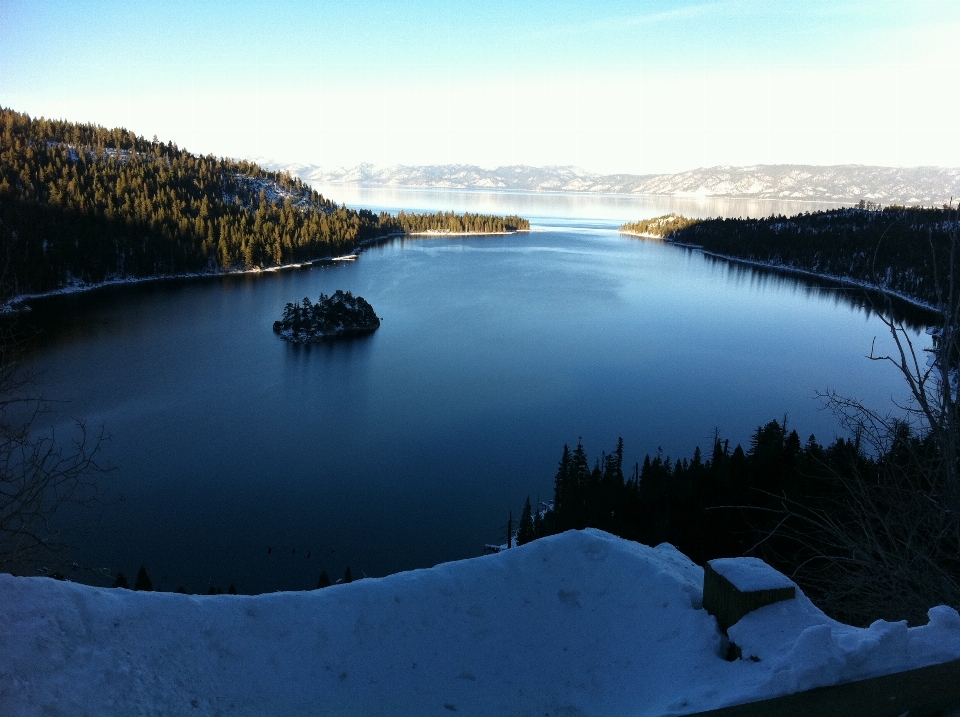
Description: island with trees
xmin=0 ymin=107 xmax=531 ymax=305
xmin=273 ymin=290 xmax=380 ymax=343
xmin=393 ymin=210 xmax=528 ymax=234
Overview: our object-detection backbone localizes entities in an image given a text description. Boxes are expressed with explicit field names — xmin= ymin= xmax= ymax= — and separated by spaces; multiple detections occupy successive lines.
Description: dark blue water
xmin=20 ymin=195 xmax=923 ymax=593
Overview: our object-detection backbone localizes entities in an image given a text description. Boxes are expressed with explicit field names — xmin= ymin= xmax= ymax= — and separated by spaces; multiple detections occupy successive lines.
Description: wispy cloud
xmin=528 ymin=1 xmax=734 ymax=40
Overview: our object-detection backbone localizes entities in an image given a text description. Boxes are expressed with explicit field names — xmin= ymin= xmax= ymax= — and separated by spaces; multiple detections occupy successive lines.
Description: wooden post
xmin=702 ymin=559 xmax=796 ymax=634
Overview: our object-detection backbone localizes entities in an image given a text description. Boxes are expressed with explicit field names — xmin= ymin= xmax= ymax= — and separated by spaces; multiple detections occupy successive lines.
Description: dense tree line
xmin=619 ymin=214 xmax=701 ymax=237
xmin=274 ymin=290 xmax=380 ymax=343
xmin=394 ymin=210 xmax=528 ymax=234
xmin=518 ymin=418 xmax=958 ymax=625
xmin=526 ymin=422 xmax=842 ymax=566
xmin=645 ymin=206 xmax=960 ymax=308
xmin=0 ymin=107 xmax=528 ymax=301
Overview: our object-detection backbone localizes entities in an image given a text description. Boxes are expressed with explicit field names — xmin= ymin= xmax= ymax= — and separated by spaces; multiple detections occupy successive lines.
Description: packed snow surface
xmin=709 ymin=557 xmax=796 ymax=593
xmin=3 ymin=530 xmax=960 ymax=717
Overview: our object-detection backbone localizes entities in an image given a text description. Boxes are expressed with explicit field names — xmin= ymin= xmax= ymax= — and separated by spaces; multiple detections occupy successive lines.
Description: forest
xmin=619 ymin=213 xmax=701 ymax=237
xmin=624 ymin=206 xmax=960 ymax=308
xmin=0 ymin=107 xmax=528 ymax=301
xmin=519 ymin=415 xmax=958 ymax=627
xmin=530 ymin=205 xmax=960 ymax=626
xmin=394 ymin=210 xmax=528 ymax=234
xmin=273 ymin=290 xmax=381 ymax=343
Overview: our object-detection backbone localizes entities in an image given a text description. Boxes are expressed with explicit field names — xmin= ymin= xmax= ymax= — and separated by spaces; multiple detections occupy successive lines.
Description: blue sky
xmin=2 ymin=0 xmax=958 ymax=173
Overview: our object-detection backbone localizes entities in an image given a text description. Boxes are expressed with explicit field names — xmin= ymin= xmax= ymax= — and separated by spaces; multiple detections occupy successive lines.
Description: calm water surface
xmin=20 ymin=190 xmax=923 ymax=592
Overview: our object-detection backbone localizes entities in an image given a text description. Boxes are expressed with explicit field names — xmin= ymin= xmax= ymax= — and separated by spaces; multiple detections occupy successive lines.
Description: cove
xmin=16 ymin=191 xmax=926 ymax=593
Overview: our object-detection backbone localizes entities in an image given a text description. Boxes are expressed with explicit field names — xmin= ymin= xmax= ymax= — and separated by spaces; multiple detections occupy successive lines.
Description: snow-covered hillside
xmin=263 ymin=161 xmax=960 ymax=205
xmin=3 ymin=530 xmax=960 ymax=716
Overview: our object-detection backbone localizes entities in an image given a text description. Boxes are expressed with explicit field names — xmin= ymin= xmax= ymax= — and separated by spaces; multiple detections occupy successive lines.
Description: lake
xmin=18 ymin=188 xmax=926 ymax=593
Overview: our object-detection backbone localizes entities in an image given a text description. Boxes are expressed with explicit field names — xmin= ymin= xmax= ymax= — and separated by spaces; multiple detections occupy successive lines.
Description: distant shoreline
xmin=311 ymin=181 xmax=855 ymax=207
xmin=0 ymin=261 xmax=319 ymax=314
xmin=619 ymin=225 xmax=938 ymax=314
xmin=671 ymin=244 xmax=939 ymax=315
xmin=0 ymin=229 xmax=529 ymax=313
xmin=405 ymin=229 xmax=531 ymax=237
xmin=617 ymin=230 xmax=664 ymax=240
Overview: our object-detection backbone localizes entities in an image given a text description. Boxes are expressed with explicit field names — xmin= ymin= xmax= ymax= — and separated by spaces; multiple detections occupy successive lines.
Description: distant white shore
xmin=406 ymin=229 xmax=530 ymax=237
xmin=0 ymin=229 xmax=529 ymax=313
xmin=619 ymin=227 xmax=938 ymax=314
xmin=0 ymin=260 xmax=333 ymax=314
xmin=616 ymin=221 xmax=939 ymax=314
xmin=617 ymin=230 xmax=664 ymax=240
xmin=678 ymin=245 xmax=939 ymax=314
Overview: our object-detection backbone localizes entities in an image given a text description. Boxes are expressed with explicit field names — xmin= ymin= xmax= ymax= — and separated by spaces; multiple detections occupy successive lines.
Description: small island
xmin=273 ymin=290 xmax=380 ymax=343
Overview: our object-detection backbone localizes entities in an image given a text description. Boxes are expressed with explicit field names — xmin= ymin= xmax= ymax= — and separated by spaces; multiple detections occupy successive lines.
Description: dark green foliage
xmin=0 ymin=107 xmax=530 ymax=302
xmin=390 ymin=210 xmax=529 ymax=234
xmin=661 ymin=206 xmax=960 ymax=308
xmin=517 ymin=497 xmax=534 ymax=546
xmin=528 ymin=419 xmax=912 ymax=611
xmin=620 ymin=214 xmax=701 ymax=237
xmin=113 ymin=572 xmax=128 ymax=589
xmin=273 ymin=290 xmax=380 ymax=342
xmin=317 ymin=570 xmax=331 ymax=589
xmin=133 ymin=565 xmax=152 ymax=591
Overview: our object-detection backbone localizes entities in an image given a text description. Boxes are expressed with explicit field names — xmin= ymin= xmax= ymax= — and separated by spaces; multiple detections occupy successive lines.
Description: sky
xmin=1 ymin=0 xmax=959 ymax=175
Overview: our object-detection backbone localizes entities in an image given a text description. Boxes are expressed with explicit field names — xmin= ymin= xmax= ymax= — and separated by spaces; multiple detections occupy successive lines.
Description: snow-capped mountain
xmin=262 ymin=161 xmax=960 ymax=205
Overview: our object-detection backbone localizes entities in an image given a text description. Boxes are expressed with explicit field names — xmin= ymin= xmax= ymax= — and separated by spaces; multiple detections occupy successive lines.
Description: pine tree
xmin=317 ymin=570 xmax=331 ymax=589
xmin=133 ymin=564 xmax=152 ymax=591
xmin=517 ymin=496 xmax=535 ymax=546
xmin=343 ymin=566 xmax=353 ymax=584
xmin=113 ymin=572 xmax=128 ymax=589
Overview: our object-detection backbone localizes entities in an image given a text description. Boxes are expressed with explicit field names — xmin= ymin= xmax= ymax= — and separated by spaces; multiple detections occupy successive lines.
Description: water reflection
xmin=10 ymin=197 xmax=931 ymax=594
xmin=311 ymin=184 xmax=846 ymax=223
xmin=691 ymin=250 xmax=937 ymax=331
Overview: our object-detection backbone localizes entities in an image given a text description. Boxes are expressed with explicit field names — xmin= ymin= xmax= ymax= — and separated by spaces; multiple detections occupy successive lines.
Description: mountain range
xmin=263 ymin=161 xmax=960 ymax=205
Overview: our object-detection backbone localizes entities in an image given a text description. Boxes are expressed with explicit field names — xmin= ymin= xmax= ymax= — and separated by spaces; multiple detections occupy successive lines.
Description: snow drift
xmin=3 ymin=529 xmax=960 ymax=716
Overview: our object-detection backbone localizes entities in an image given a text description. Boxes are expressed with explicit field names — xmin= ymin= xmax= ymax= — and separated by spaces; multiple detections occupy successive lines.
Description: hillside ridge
xmin=264 ymin=161 xmax=960 ymax=205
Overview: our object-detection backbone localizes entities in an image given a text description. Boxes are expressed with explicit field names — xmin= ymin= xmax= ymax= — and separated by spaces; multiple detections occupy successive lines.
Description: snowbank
xmin=2 ymin=529 xmax=959 ymax=716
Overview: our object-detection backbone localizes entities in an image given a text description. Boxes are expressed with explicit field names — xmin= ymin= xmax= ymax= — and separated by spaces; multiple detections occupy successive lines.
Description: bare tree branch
xmin=0 ymin=315 xmax=110 ymax=574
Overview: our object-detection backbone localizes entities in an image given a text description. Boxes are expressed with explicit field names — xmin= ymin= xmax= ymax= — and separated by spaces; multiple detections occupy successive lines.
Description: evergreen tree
xmin=343 ymin=566 xmax=353 ymax=584
xmin=113 ymin=572 xmax=128 ymax=589
xmin=0 ymin=106 xmax=531 ymax=303
xmin=133 ymin=565 xmax=152 ymax=591
xmin=517 ymin=496 xmax=534 ymax=546
xmin=317 ymin=570 xmax=331 ymax=589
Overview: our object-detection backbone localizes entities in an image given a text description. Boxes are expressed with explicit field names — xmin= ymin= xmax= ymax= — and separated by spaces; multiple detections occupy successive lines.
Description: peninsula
xmin=0 ymin=107 xmax=531 ymax=308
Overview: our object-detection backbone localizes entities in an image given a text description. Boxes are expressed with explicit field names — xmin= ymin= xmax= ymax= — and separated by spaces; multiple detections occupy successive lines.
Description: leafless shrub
xmin=773 ymin=204 xmax=960 ymax=625
xmin=0 ymin=319 xmax=109 ymax=574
